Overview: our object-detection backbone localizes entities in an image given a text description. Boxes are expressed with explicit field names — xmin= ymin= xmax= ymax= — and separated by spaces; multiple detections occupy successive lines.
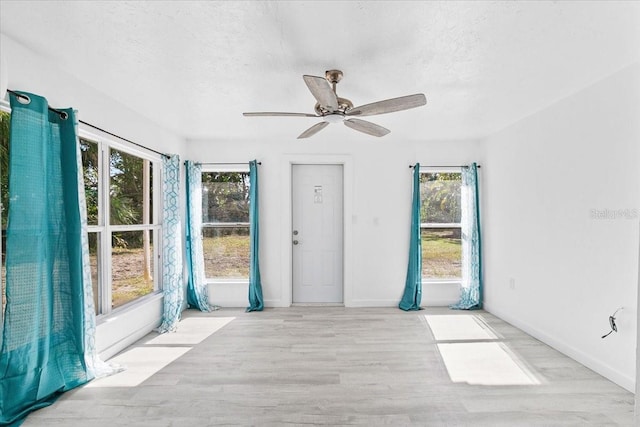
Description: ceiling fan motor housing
xmin=314 ymin=97 xmax=353 ymax=116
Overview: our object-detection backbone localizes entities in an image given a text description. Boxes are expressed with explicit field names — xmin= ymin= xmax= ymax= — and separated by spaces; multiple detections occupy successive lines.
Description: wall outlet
xmin=509 ymin=278 xmax=516 ymax=290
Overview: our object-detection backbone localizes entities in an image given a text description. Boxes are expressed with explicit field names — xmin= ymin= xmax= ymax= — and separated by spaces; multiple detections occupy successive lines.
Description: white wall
xmin=185 ymin=134 xmax=481 ymax=308
xmin=636 ymin=225 xmax=640 ymax=418
xmin=1 ymin=34 xmax=188 ymax=359
xmin=482 ymin=63 xmax=640 ymax=391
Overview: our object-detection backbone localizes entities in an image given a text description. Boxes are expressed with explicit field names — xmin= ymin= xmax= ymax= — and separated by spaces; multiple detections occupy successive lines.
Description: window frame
xmin=79 ymin=128 xmax=164 ymax=316
xmin=201 ymin=165 xmax=251 ymax=284
xmin=419 ymin=167 xmax=463 ymax=283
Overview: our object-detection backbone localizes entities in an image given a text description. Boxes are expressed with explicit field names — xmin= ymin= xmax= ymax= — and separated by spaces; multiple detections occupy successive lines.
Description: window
xmin=0 ymin=107 xmax=160 ymax=318
xmin=81 ymin=137 xmax=161 ymax=314
xmin=201 ymin=170 xmax=250 ymax=280
xmin=420 ymin=171 xmax=462 ymax=280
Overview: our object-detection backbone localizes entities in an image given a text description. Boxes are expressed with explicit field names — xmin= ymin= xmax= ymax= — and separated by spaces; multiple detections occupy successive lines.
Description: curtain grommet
xmin=16 ymin=94 xmax=31 ymax=105
xmin=60 ymin=111 xmax=69 ymax=120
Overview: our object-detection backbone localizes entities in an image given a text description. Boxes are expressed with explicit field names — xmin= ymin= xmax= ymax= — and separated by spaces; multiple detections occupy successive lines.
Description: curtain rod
xmin=409 ymin=164 xmax=481 ymax=169
xmin=195 ymin=162 xmax=261 ymax=166
xmin=7 ymin=89 xmax=169 ymax=159
xmin=79 ymin=120 xmax=169 ymax=158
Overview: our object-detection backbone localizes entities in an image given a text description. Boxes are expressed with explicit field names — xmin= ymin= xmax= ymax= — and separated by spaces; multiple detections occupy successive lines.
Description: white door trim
xmin=280 ymin=154 xmax=354 ymax=307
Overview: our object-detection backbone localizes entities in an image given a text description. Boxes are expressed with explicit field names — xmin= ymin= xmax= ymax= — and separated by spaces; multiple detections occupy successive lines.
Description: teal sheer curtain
xmin=399 ymin=163 xmax=422 ymax=311
xmin=0 ymin=92 xmax=91 ymax=425
xmin=246 ymin=160 xmax=264 ymax=312
xmin=451 ymin=163 xmax=482 ymax=310
xmin=76 ymin=113 xmax=116 ymax=382
xmin=185 ymin=161 xmax=211 ymax=311
xmin=157 ymin=155 xmax=184 ymax=332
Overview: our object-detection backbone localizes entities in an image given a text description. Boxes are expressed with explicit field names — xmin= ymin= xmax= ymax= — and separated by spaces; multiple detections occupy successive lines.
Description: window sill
xmin=422 ymin=279 xmax=461 ymax=285
xmin=96 ymin=291 xmax=164 ymax=326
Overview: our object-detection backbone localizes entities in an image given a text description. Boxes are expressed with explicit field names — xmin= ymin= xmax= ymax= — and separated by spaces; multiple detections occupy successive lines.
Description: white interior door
xmin=292 ymin=164 xmax=344 ymax=303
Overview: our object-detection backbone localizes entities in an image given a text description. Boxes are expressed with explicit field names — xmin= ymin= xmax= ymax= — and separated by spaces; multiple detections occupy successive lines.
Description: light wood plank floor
xmin=24 ymin=307 xmax=634 ymax=426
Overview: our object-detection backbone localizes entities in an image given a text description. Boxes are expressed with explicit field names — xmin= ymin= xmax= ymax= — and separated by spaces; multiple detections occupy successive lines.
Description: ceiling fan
xmin=243 ymin=69 xmax=427 ymax=139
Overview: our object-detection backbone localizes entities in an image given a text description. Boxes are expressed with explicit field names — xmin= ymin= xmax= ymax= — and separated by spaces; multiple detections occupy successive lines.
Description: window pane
xmin=110 ymin=149 xmax=153 ymax=225
xmin=202 ymin=226 xmax=249 ymax=279
xmin=422 ymin=228 xmax=462 ymax=279
xmin=111 ymin=230 xmax=154 ymax=309
xmin=147 ymin=162 xmax=153 ymax=223
xmin=88 ymin=232 xmax=100 ymax=315
xmin=420 ymin=173 xmax=462 ymax=223
xmin=80 ymin=139 xmax=99 ymax=225
xmin=202 ymin=172 xmax=250 ymax=223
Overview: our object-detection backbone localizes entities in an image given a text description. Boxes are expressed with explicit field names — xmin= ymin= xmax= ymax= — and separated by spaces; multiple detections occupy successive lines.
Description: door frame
xmin=280 ymin=155 xmax=353 ymax=307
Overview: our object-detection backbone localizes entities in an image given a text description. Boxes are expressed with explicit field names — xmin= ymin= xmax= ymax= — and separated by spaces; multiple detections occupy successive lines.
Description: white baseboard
xmin=348 ymin=298 xmax=456 ymax=308
xmin=348 ymin=299 xmax=398 ymax=307
xmin=423 ymin=299 xmax=458 ymax=307
xmin=484 ymin=302 xmax=635 ymax=393
xmin=209 ymin=301 xmax=248 ymax=308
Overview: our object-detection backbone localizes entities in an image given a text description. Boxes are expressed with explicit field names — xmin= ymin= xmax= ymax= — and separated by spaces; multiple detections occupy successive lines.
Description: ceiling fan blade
xmin=243 ymin=112 xmax=318 ymax=117
xmin=297 ymin=121 xmax=329 ymax=139
xmin=303 ymin=75 xmax=338 ymax=111
xmin=344 ymin=118 xmax=390 ymax=137
xmin=346 ymin=93 xmax=426 ymax=117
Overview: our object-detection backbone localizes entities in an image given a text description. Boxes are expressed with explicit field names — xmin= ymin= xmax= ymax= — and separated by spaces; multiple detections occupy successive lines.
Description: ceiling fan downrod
xmin=318 ymin=69 xmax=353 ymax=116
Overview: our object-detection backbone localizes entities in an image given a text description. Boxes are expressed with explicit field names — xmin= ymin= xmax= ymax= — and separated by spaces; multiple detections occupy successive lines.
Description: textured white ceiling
xmin=1 ymin=1 xmax=639 ymax=142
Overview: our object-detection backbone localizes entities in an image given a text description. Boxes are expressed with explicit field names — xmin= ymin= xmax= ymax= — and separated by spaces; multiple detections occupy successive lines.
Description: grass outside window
xmin=202 ymin=227 xmax=249 ymax=279
xmin=421 ymin=228 xmax=462 ymax=279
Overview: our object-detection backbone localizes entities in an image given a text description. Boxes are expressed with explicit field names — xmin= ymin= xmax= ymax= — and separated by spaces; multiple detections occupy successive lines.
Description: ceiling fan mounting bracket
xmin=325 ymin=69 xmax=343 ymax=84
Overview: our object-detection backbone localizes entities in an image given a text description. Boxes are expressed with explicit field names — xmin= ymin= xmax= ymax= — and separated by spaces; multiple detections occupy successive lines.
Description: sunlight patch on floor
xmin=437 ymin=342 xmax=541 ymax=385
xmin=425 ymin=314 xmax=541 ymax=386
xmin=425 ymin=314 xmax=497 ymax=341
xmin=146 ymin=317 xmax=235 ymax=345
xmin=86 ymin=346 xmax=191 ymax=387
xmin=87 ymin=316 xmax=236 ymax=387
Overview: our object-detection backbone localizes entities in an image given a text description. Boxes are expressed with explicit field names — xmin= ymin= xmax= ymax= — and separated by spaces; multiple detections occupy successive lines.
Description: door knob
xmin=293 ymin=240 xmax=299 ymax=245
